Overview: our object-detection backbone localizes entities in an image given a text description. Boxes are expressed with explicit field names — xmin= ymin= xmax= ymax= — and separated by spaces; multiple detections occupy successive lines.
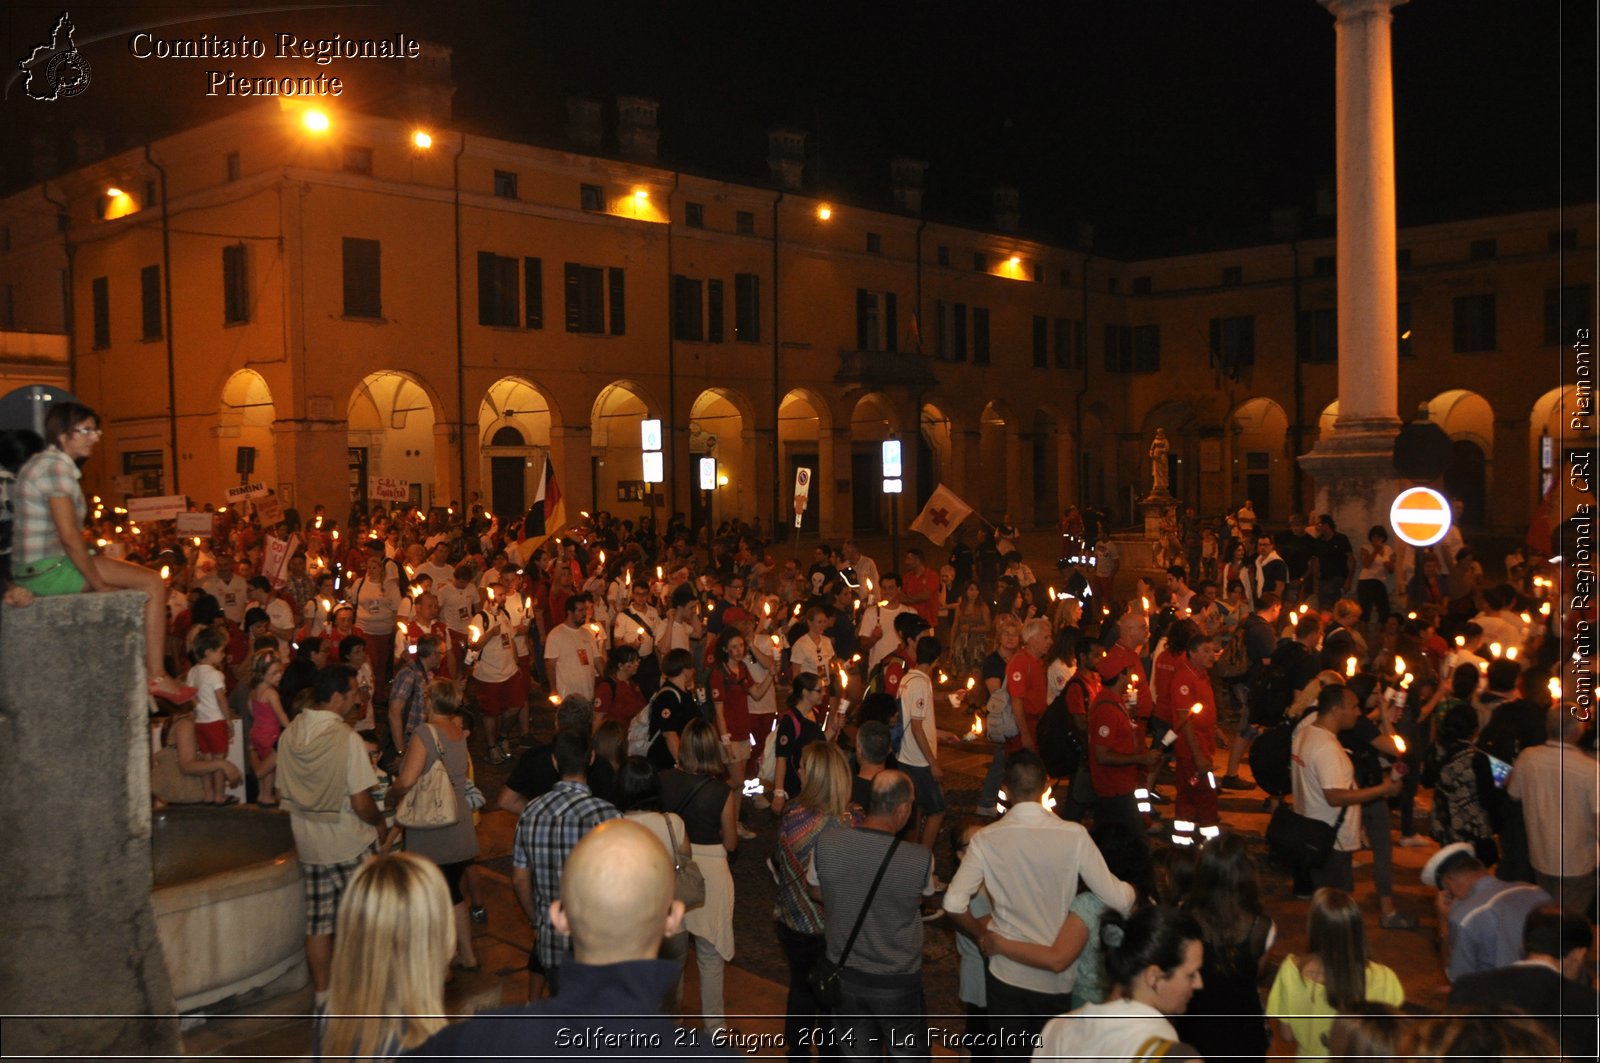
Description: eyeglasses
xmin=72 ymin=426 xmax=103 ymax=437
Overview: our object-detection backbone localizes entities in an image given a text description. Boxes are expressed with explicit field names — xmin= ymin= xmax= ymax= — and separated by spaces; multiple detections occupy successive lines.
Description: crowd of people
xmin=1 ymin=403 xmax=1595 ymax=1062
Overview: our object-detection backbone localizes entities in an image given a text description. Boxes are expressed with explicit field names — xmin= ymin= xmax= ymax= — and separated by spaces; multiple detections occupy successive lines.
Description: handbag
xmin=662 ymin=813 xmax=706 ymax=910
xmin=807 ymin=836 xmax=901 ymax=1008
xmin=395 ymin=724 xmax=460 ymax=829
xmin=1266 ymin=801 xmax=1346 ymax=869
xmin=984 ymin=686 xmax=1019 ymax=743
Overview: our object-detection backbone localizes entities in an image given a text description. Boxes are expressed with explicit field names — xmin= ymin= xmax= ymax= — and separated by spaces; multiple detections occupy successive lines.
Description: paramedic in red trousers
xmin=1005 ymin=619 xmax=1053 ymax=754
xmin=1100 ymin=610 xmax=1158 ymax=817
xmin=1088 ymin=654 xmax=1159 ymax=840
xmin=1168 ymin=632 xmax=1223 ymax=846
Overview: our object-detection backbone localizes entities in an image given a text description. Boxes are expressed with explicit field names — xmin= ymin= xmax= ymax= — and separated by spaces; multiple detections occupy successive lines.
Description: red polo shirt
xmin=1151 ymin=646 xmax=1183 ymax=725
xmin=1005 ymin=650 xmax=1048 ymax=753
xmin=1088 ymin=688 xmax=1142 ymax=797
xmin=1169 ymin=657 xmax=1217 ymax=769
xmin=901 ymin=566 xmax=942 ymax=628
xmin=1101 ymin=643 xmax=1153 ymax=720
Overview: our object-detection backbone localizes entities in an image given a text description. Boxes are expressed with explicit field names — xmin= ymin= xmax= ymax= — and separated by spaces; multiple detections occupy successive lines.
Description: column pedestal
xmin=1298 ymin=431 xmax=1403 ymax=541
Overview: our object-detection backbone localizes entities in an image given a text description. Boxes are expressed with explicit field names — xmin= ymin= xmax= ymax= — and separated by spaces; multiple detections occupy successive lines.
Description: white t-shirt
xmin=416 ymin=560 xmax=455 ymax=588
xmin=859 ymin=602 xmax=914 ymax=669
xmin=265 ymin=597 xmax=296 ymax=635
xmin=745 ymin=653 xmax=777 ymax=716
xmin=1035 ymin=1000 xmax=1180 ymax=1062
xmin=186 ymin=662 xmax=228 ymax=725
xmin=897 ymin=669 xmax=937 ymax=769
xmin=790 ymin=634 xmax=835 ymax=679
xmin=1290 ymin=716 xmax=1362 ymax=851
xmin=471 ymin=606 xmax=520 ymax=684
xmin=435 ymin=581 xmax=480 ymax=634
xmin=204 ymin=575 xmax=250 ymax=625
xmin=280 ymin=710 xmax=380 ymax=866
xmin=1046 ymin=659 xmax=1076 ymax=707
xmin=614 ymin=603 xmax=662 ymax=655
xmin=545 ymin=622 xmax=600 ymax=700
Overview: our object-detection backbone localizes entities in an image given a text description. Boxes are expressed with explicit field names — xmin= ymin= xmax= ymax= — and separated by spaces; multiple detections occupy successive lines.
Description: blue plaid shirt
xmin=513 ymin=780 xmax=619 ymax=970
xmin=388 ymin=658 xmax=433 ymax=741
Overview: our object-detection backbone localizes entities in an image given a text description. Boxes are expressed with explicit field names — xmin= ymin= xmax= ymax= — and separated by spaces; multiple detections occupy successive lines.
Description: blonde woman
xmin=773 ymin=742 xmax=855 ymax=1050
xmin=659 ymin=719 xmax=738 ymax=1032
xmin=321 ymin=852 xmax=453 ymax=1062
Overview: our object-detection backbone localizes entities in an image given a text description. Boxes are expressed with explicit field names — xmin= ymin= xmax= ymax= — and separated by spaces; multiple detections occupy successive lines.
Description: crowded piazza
xmin=0 ymin=2 xmax=1596 ymax=1061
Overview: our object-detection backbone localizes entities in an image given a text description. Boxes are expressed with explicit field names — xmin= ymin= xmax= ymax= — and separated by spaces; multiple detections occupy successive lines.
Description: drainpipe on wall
xmin=1289 ymin=237 xmax=1305 ymax=510
xmin=770 ymin=190 xmax=784 ymax=536
xmin=145 ymin=144 xmax=180 ymax=494
xmin=666 ymin=172 xmax=680 ymax=519
xmin=452 ymin=132 xmax=468 ymax=510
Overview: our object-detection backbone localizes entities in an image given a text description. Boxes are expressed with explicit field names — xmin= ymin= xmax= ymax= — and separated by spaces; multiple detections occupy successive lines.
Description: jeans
xmin=985 ymin=971 xmax=1072 ymax=1062
xmin=690 ymin=931 xmax=725 ymax=1030
xmin=978 ymin=745 xmax=1008 ymax=814
xmin=1360 ymin=798 xmax=1394 ymax=899
xmin=1094 ymin=791 xmax=1145 ymax=841
xmin=776 ymin=922 xmax=833 ymax=1060
xmin=835 ymin=969 xmax=926 ymax=1062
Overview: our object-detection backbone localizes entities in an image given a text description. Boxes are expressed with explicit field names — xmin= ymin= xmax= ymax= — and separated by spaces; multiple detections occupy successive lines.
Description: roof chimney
xmin=992 ymin=185 xmax=1020 ymax=234
xmin=766 ymin=127 xmax=806 ymax=191
xmin=566 ymin=97 xmax=602 ymax=152
xmin=890 ymin=158 xmax=927 ymax=214
xmin=403 ymin=42 xmax=455 ymax=125
xmin=615 ymin=95 xmax=659 ymax=163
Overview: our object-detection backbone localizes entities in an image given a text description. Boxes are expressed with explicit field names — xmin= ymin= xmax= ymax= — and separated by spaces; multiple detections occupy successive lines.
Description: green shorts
xmin=12 ymin=555 xmax=89 ymax=597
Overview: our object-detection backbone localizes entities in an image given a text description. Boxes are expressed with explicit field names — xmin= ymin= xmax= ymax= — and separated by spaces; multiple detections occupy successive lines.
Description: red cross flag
xmin=910 ymin=484 xmax=974 ymax=546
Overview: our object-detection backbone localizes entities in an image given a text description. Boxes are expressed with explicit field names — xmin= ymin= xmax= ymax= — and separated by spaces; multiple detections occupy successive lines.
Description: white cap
xmin=1420 ymin=841 xmax=1476 ymax=889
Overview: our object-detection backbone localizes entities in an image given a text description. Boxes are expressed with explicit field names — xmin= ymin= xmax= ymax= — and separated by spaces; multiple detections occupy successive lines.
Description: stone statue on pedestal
xmin=1148 ymin=428 xmax=1171 ymax=497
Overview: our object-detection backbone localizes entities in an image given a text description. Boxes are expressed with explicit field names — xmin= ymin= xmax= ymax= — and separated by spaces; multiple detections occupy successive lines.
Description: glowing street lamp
xmin=303 ymin=109 xmax=331 ymax=133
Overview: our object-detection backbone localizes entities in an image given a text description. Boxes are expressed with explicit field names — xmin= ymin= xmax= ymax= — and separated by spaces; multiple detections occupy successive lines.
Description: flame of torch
xmin=1489 ymin=642 xmax=1503 ymax=658
xmin=159 ymin=565 xmax=170 ymax=580
xmin=1549 ymin=677 xmax=1562 ymax=700
xmin=1394 ymin=656 xmax=1406 ymax=676
xmin=468 ymin=624 xmax=482 ymax=643
xmin=1346 ymin=656 xmax=1358 ymax=678
xmin=1393 ymin=735 xmax=1407 ymax=755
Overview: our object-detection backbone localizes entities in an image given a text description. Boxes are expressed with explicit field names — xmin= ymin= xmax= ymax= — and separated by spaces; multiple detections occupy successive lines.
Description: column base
xmin=1297 ymin=427 xmax=1404 ymax=539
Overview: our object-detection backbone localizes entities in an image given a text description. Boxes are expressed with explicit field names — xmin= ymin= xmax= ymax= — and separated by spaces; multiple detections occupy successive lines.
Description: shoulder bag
xmin=395 ymin=724 xmax=461 ymax=829
xmin=661 ymin=811 xmax=706 ymax=910
xmin=1266 ymin=801 xmax=1346 ymax=869
xmin=807 ymin=836 xmax=902 ymax=1007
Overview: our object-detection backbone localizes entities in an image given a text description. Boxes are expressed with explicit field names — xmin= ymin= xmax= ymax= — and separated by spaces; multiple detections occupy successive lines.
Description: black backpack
xmin=1248 ymin=720 xmax=1296 ymax=797
xmin=1036 ymin=690 xmax=1085 ymax=779
xmin=1247 ymin=639 xmax=1309 ymax=728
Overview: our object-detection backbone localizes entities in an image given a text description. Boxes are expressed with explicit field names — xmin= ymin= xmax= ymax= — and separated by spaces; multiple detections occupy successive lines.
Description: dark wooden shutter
xmin=477 ymin=252 xmax=497 ymax=325
xmin=564 ymin=263 xmax=582 ymax=332
xmin=92 ymin=276 xmax=110 ymax=347
xmin=524 ymin=257 xmax=542 ymax=328
xmin=707 ymin=279 xmax=724 ymax=342
xmin=608 ymin=267 xmax=626 ymax=335
xmin=884 ymin=292 xmax=898 ymax=352
xmin=856 ymin=289 xmax=870 ymax=350
xmin=953 ymin=303 xmax=967 ymax=361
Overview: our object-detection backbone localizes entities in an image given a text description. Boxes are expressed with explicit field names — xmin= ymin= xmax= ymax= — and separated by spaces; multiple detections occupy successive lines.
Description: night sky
xmin=3 ymin=0 xmax=1592 ymax=255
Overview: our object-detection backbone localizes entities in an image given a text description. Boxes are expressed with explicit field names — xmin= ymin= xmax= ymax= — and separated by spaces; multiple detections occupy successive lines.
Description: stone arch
xmin=591 ymin=381 xmax=662 ymax=523
xmin=779 ymin=388 xmax=831 ymax=534
xmin=478 ymin=376 xmax=555 ymax=521
xmin=918 ymin=400 xmax=954 ymax=508
xmin=1425 ymin=389 xmax=1495 ymax=526
xmin=690 ymin=387 xmax=756 ymax=527
xmin=218 ymin=369 xmax=277 ymax=493
xmin=1317 ymin=400 xmax=1340 ymax=443
xmin=848 ymin=392 xmax=901 ymax=533
xmin=1031 ymin=403 xmax=1071 ymax=527
xmin=1530 ymin=386 xmax=1583 ymax=503
xmin=1227 ymin=397 xmax=1291 ymax=524
xmin=978 ymin=399 xmax=1014 ymax=521
xmin=348 ymin=370 xmax=442 ymax=511
xmin=1139 ymin=400 xmax=1201 ymax=511
xmin=1080 ymin=402 xmax=1113 ymax=512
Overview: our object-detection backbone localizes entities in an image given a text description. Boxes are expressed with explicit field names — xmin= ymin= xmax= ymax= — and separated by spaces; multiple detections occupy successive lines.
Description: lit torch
xmin=1346 ymin=656 xmax=1358 ymax=678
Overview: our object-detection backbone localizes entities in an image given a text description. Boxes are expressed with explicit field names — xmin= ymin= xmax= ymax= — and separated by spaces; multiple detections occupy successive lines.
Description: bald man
xmin=410 ymin=819 xmax=712 ymax=1059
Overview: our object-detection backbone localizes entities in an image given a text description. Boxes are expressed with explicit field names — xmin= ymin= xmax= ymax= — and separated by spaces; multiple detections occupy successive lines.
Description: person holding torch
xmin=1168 ymin=633 xmax=1223 ymax=846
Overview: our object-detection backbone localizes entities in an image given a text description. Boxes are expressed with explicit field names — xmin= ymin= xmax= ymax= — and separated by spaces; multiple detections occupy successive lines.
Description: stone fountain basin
xmin=150 ymin=806 xmax=306 ymax=1013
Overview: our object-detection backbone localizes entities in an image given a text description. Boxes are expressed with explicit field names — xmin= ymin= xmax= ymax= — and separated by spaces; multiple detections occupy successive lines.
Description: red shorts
xmin=194 ymin=720 xmax=230 ymax=755
xmin=473 ymin=676 xmax=524 ymax=717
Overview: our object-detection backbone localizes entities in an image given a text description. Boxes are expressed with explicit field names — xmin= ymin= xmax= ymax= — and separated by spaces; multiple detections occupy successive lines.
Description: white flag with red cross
xmin=910 ymin=484 xmax=974 ymax=546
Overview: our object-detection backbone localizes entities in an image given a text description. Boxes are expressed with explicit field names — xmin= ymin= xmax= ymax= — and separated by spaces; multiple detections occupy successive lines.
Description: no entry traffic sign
xmin=1389 ymin=486 xmax=1453 ymax=548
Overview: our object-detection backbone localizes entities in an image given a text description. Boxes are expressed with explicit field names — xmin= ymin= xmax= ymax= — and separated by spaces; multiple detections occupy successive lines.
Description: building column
xmin=1005 ymin=429 xmax=1027 ymax=527
xmin=948 ymin=427 xmax=978 ymax=503
xmin=273 ymin=417 xmax=347 ymax=518
xmin=820 ymin=426 xmax=851 ymax=540
xmin=434 ymin=421 xmax=464 ymax=510
xmin=550 ymin=424 xmax=592 ymax=525
xmin=1493 ymin=416 xmax=1531 ymax=534
xmin=1299 ymin=0 xmax=1409 ymax=535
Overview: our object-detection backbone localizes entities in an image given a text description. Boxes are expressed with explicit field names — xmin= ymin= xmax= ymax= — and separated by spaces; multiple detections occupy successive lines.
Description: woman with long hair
xmin=1173 ymin=831 xmax=1274 ymax=1063
xmin=1036 ymin=906 xmax=1206 ymax=1062
xmin=385 ymin=679 xmax=481 ymax=971
xmin=593 ymin=644 xmax=646 ymax=729
xmin=321 ymin=852 xmax=452 ymax=1062
xmin=1266 ymin=887 xmax=1404 ymax=1060
xmin=949 ymin=580 xmax=992 ymax=677
xmin=9 ymin=402 xmax=195 ymax=702
xmin=616 ymin=755 xmax=693 ymax=969
xmin=1420 ymin=700 xmax=1498 ymax=865
xmin=710 ymin=630 xmax=773 ymax=802
xmin=659 ymin=719 xmax=739 ymax=1033
xmin=772 ymin=741 xmax=855 ymax=1059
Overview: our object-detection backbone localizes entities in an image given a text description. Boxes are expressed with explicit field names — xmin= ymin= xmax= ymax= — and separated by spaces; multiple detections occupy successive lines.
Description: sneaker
xmin=1397 ymin=834 xmax=1431 ymax=848
xmin=487 ymin=747 xmax=506 ymax=766
xmin=736 ymin=823 xmax=757 ymax=841
xmin=469 ymin=905 xmax=488 ymax=925
xmin=921 ymin=907 xmax=945 ymax=923
xmin=1219 ymin=774 xmax=1255 ymax=791
xmin=1379 ymin=911 xmax=1418 ymax=930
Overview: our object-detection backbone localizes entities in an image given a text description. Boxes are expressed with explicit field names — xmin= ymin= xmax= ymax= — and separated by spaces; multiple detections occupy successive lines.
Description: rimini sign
xmin=1389 ymin=486 xmax=1453 ymax=548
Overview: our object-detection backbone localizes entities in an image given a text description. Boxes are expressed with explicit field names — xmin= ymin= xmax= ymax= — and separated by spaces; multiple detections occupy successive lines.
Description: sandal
xmin=149 ymin=679 xmax=199 ymax=704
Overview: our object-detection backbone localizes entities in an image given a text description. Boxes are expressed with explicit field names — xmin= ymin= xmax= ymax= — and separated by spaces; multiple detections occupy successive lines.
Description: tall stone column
xmin=1298 ymin=0 xmax=1408 ymax=535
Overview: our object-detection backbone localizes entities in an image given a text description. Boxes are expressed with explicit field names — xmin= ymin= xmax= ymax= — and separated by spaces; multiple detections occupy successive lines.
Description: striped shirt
xmin=12 ymin=448 xmax=82 ymax=567
xmin=809 ymin=827 xmax=934 ymax=976
xmin=513 ymin=780 xmax=619 ymax=970
xmin=1447 ymin=876 xmax=1552 ymax=982
xmin=773 ymin=805 xmax=849 ymax=935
